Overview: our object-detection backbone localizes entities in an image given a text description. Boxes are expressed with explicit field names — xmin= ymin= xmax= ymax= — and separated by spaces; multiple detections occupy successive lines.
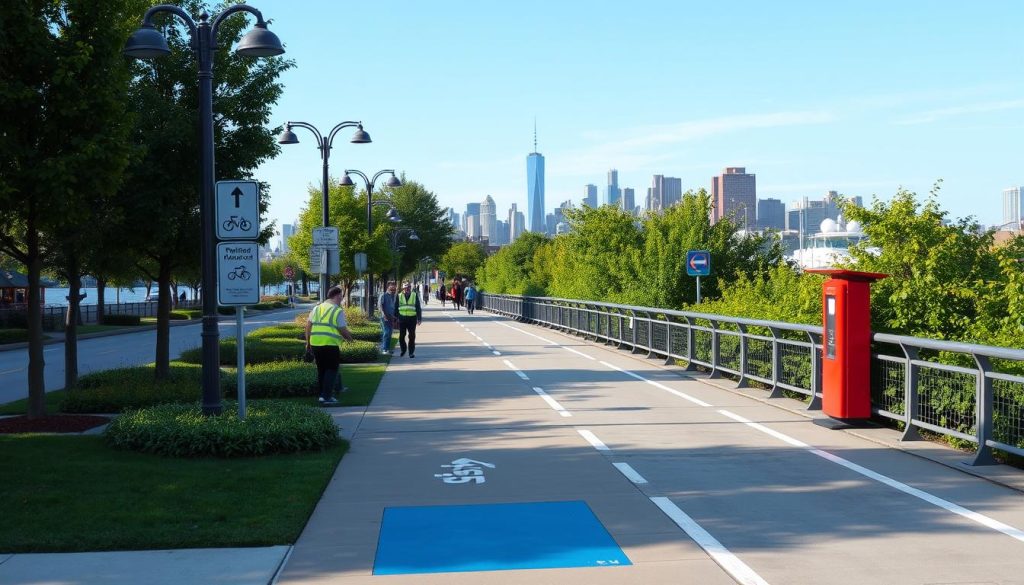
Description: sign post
xmin=310 ymin=227 xmax=339 ymax=277
xmin=216 ymin=241 xmax=260 ymax=420
xmin=686 ymin=250 xmax=711 ymax=303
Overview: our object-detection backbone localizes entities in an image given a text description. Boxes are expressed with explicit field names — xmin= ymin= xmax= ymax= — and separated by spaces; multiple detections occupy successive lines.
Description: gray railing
xmin=0 ymin=300 xmax=202 ymax=330
xmin=478 ymin=293 xmax=1024 ymax=464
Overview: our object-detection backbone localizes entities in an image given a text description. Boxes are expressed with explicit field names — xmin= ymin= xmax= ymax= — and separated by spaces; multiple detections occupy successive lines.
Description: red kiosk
xmin=806 ymin=269 xmax=887 ymax=420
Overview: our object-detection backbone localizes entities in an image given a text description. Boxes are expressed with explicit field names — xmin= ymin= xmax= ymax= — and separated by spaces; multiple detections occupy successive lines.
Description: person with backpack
xmin=464 ymin=282 xmax=477 ymax=314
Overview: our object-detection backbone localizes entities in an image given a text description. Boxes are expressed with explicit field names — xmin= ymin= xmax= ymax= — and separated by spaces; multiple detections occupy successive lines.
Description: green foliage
xmin=178 ymin=337 xmax=380 ymax=365
xmin=0 ymin=329 xmax=29 ymax=344
xmin=477 ymin=232 xmax=551 ymax=295
xmin=170 ymin=309 xmax=201 ymax=320
xmin=441 ymin=242 xmax=487 ymax=280
xmin=699 ymin=264 xmax=824 ymax=325
xmin=248 ymin=324 xmax=304 ymax=340
xmin=64 ymin=362 xmax=205 ymax=413
xmin=104 ymin=401 xmax=340 ymax=457
xmin=222 ymin=362 xmax=316 ymax=399
xmin=101 ymin=314 xmax=141 ymax=326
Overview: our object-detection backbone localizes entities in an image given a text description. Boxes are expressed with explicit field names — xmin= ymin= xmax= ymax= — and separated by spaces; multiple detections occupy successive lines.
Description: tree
xmin=440 ymin=242 xmax=486 ymax=280
xmin=547 ymin=205 xmax=642 ymax=301
xmin=477 ymin=232 xmax=549 ymax=295
xmin=385 ymin=178 xmax=454 ymax=282
xmin=121 ymin=0 xmax=291 ymax=378
xmin=0 ymin=0 xmax=143 ymax=414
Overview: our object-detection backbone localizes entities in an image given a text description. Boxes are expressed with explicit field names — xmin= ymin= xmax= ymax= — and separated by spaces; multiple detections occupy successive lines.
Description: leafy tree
xmin=440 ymin=242 xmax=486 ymax=280
xmin=122 ymin=0 xmax=290 ymax=378
xmin=477 ymin=232 xmax=549 ymax=295
xmin=0 ymin=0 xmax=142 ymax=413
xmin=260 ymin=257 xmax=285 ymax=294
xmin=548 ymin=205 xmax=642 ymax=301
xmin=385 ymin=178 xmax=454 ymax=282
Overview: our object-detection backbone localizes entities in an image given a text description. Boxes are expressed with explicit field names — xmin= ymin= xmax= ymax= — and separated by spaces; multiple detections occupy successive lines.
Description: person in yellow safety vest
xmin=396 ymin=281 xmax=422 ymax=358
xmin=304 ymin=286 xmax=354 ymax=405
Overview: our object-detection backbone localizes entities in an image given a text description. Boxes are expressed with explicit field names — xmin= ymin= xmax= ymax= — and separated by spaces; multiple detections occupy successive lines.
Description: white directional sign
xmin=217 ymin=242 xmax=260 ymax=305
xmin=310 ymin=227 xmax=340 ymax=275
xmin=312 ymin=227 xmax=338 ymax=247
xmin=216 ymin=180 xmax=260 ymax=240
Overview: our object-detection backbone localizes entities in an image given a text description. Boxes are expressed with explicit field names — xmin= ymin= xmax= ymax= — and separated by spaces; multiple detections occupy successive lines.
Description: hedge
xmin=222 ymin=361 xmax=316 ymax=398
xmin=178 ymin=337 xmax=380 ymax=366
xmin=102 ymin=314 xmax=141 ymax=326
xmin=0 ymin=329 xmax=30 ymax=344
xmin=64 ymin=362 xmax=208 ymax=413
xmin=247 ymin=323 xmax=382 ymax=343
xmin=104 ymin=401 xmax=340 ymax=457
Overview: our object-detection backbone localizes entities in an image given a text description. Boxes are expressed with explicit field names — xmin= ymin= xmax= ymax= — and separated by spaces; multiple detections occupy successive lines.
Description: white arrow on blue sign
xmin=686 ymin=250 xmax=711 ymax=276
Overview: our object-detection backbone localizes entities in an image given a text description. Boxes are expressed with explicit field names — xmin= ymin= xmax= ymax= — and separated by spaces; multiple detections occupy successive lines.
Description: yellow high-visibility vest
xmin=398 ymin=292 xmax=418 ymax=317
xmin=309 ymin=302 xmax=343 ymax=346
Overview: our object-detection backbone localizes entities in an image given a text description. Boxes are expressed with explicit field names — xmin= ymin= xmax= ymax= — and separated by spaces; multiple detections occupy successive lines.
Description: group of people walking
xmin=436 ymin=278 xmax=477 ymax=313
xmin=377 ymin=280 xmax=421 ymax=358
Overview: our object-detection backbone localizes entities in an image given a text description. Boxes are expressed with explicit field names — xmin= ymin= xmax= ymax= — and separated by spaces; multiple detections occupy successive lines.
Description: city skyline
xmin=255 ymin=1 xmax=1024 ymax=235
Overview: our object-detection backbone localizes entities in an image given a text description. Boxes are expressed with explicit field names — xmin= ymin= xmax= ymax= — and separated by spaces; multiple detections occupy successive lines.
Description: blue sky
xmin=253 ymin=0 xmax=1024 ymax=237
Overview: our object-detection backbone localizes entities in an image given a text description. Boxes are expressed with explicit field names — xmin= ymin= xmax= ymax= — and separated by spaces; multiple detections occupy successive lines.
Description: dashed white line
xmin=502 ymin=359 xmax=529 ymax=380
xmin=651 ymin=497 xmax=770 ymax=585
xmin=717 ymin=409 xmax=1024 ymax=543
xmin=577 ymin=429 xmax=611 ymax=451
xmin=612 ymin=462 xmax=648 ymax=484
xmin=532 ymin=386 xmax=572 ymax=417
xmin=492 ymin=350 xmax=501 ymax=356
xmin=601 ymin=360 xmax=711 ymax=407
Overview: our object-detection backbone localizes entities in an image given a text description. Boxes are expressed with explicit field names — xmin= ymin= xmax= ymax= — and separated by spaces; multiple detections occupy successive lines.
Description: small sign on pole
xmin=686 ymin=250 xmax=711 ymax=304
xmin=216 ymin=180 xmax=260 ymax=240
xmin=354 ymin=252 xmax=367 ymax=274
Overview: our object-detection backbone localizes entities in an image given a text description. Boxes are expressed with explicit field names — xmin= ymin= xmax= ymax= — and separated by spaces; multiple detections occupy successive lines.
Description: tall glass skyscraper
xmin=527 ymin=128 xmax=545 ymax=232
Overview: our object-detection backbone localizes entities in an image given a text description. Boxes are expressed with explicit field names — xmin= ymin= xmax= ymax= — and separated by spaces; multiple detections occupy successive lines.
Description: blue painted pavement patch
xmin=374 ymin=500 xmax=631 ymax=575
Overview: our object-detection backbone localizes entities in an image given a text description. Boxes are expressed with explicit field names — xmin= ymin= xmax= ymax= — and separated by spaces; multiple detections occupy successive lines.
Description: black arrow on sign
xmin=231 ymin=187 xmax=244 ymax=208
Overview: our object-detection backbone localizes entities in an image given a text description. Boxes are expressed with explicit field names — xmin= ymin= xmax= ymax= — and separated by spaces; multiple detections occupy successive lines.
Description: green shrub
xmin=222 ymin=361 xmax=316 ymax=398
xmin=339 ymin=341 xmax=380 ymax=363
xmin=105 ymin=401 xmax=340 ymax=457
xmin=179 ymin=337 xmax=305 ymax=365
xmin=168 ymin=310 xmax=190 ymax=320
xmin=344 ymin=306 xmax=369 ymax=327
xmin=0 ymin=329 xmax=29 ymax=344
xmin=218 ymin=306 xmax=236 ymax=316
xmin=249 ymin=302 xmax=274 ymax=311
xmin=102 ymin=314 xmax=142 ymax=326
xmin=261 ymin=295 xmax=288 ymax=303
xmin=348 ymin=323 xmax=382 ymax=342
xmin=248 ymin=324 xmax=304 ymax=341
xmin=64 ymin=362 xmax=208 ymax=413
xmin=272 ymin=301 xmax=286 ymax=308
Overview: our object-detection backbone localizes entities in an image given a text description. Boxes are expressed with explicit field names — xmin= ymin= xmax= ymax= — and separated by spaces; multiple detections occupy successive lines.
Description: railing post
xmin=806 ymin=331 xmax=822 ymax=410
xmin=645 ymin=311 xmax=654 ymax=357
xmin=709 ymin=319 xmax=720 ymax=378
xmin=768 ymin=326 xmax=783 ymax=399
xmin=967 ymin=354 xmax=997 ymax=466
xmin=629 ymin=310 xmax=638 ymax=353
xmin=685 ymin=315 xmax=697 ymax=371
xmin=664 ymin=315 xmax=675 ymax=365
xmin=736 ymin=323 xmax=748 ymax=388
xmin=898 ymin=343 xmax=922 ymax=442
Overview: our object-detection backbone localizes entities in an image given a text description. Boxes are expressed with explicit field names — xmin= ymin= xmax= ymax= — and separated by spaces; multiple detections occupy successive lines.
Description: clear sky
xmin=252 ymin=0 xmax=1024 ymax=239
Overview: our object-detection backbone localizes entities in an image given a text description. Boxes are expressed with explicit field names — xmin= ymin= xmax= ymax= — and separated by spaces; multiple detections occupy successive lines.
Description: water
xmin=43 ymin=284 xmax=292 ymax=306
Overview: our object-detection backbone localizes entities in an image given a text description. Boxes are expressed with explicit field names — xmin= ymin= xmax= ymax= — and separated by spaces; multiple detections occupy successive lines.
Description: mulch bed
xmin=0 ymin=415 xmax=110 ymax=434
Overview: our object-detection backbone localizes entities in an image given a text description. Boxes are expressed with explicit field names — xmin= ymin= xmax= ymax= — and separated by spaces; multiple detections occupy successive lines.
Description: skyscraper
xmin=1003 ymin=186 xmax=1023 ymax=230
xmin=757 ymin=198 xmax=785 ymax=231
xmin=464 ymin=202 xmax=481 ymax=239
xmin=280 ymin=223 xmax=295 ymax=253
xmin=621 ymin=187 xmax=635 ymax=214
xmin=711 ymin=167 xmax=756 ymax=227
xmin=583 ymin=184 xmax=598 ymax=208
xmin=648 ymin=175 xmax=682 ymax=212
xmin=606 ymin=169 xmax=620 ymax=206
xmin=527 ymin=125 xmax=545 ymax=232
xmin=480 ymin=195 xmax=497 ymax=241
xmin=508 ymin=203 xmax=526 ymax=242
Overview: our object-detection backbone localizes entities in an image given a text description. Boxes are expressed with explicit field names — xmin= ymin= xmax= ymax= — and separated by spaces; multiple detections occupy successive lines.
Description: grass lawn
xmin=0 ymin=435 xmax=347 ymax=552
xmin=0 ymin=389 xmax=67 ymax=415
xmin=264 ymin=362 xmax=388 ymax=407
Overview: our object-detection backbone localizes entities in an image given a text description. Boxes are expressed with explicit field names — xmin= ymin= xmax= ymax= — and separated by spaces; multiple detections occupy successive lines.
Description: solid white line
xmin=651 ymin=497 xmax=770 ymax=585
xmin=493 ymin=320 xmax=558 ymax=345
xmin=492 ymin=350 xmax=501 ymax=356
xmin=532 ymin=386 xmax=572 ymax=417
xmin=600 ymin=360 xmax=712 ymax=407
xmin=563 ymin=346 xmax=596 ymax=360
xmin=0 ymin=368 xmax=23 ymax=375
xmin=578 ymin=429 xmax=611 ymax=451
xmin=612 ymin=462 xmax=648 ymax=484
xmin=716 ymin=409 xmax=1024 ymax=543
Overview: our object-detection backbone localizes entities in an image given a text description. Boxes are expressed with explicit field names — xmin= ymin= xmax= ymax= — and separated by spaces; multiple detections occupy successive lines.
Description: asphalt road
xmin=0 ymin=306 xmax=310 ymax=405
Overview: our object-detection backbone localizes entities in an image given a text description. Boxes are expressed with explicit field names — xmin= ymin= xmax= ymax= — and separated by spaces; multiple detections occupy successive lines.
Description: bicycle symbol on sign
xmin=227 ymin=265 xmax=252 ymax=281
xmin=222 ymin=215 xmax=252 ymax=232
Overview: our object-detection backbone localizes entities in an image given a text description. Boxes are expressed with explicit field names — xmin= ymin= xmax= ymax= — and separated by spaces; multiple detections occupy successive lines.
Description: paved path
xmin=277 ymin=304 xmax=1024 ymax=585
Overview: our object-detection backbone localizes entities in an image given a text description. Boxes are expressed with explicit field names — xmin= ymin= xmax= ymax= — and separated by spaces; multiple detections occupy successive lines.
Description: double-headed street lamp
xmin=388 ymin=228 xmax=419 ymax=285
xmin=339 ymin=170 xmax=402 ymax=316
xmin=278 ymin=122 xmax=372 ymax=301
xmin=124 ymin=4 xmax=284 ymax=415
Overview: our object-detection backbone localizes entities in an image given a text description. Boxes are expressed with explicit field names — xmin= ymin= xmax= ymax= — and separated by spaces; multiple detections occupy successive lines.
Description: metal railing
xmin=478 ymin=293 xmax=1024 ymax=464
xmin=0 ymin=300 xmax=202 ymax=330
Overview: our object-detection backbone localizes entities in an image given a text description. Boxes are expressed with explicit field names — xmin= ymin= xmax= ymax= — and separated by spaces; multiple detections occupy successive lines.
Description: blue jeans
xmin=380 ymin=317 xmax=394 ymax=351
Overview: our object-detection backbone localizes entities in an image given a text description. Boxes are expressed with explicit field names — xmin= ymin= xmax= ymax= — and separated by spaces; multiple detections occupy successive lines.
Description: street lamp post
xmin=388 ymin=228 xmax=419 ymax=285
xmin=339 ymin=170 xmax=402 ymax=317
xmin=124 ymin=4 xmax=284 ymax=415
xmin=278 ymin=122 xmax=372 ymax=302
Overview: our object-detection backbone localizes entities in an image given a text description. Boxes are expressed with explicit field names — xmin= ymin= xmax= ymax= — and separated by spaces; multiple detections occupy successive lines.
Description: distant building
xmin=495 ymin=219 xmax=509 ymax=245
xmin=621 ymin=188 xmax=635 ymax=214
xmin=545 ymin=212 xmax=557 ymax=235
xmin=464 ymin=202 xmax=481 ymax=239
xmin=527 ymin=127 xmax=545 ymax=232
xmin=1003 ymin=186 xmax=1023 ymax=231
xmin=711 ymin=167 xmax=756 ymax=227
xmin=786 ymin=191 xmax=842 ymax=238
xmin=280 ymin=223 xmax=295 ymax=253
xmin=605 ymin=169 xmax=620 ymax=206
xmin=648 ymin=175 xmax=682 ymax=212
xmin=757 ymin=198 xmax=785 ymax=231
xmin=445 ymin=207 xmax=459 ymax=228
xmin=480 ymin=195 xmax=497 ymax=242
xmin=508 ymin=203 xmax=526 ymax=242
xmin=583 ymin=184 xmax=598 ymax=207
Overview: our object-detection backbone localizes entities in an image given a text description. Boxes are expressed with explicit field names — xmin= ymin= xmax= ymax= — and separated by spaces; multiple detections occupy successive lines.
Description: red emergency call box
xmin=806 ymin=269 xmax=887 ymax=420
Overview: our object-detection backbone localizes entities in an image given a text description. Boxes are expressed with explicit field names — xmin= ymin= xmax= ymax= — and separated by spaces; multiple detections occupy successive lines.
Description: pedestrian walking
xmin=304 ymin=286 xmax=354 ymax=406
xmin=378 ymin=281 xmax=398 ymax=355
xmin=439 ymin=283 xmax=447 ymax=307
xmin=422 ymin=282 xmax=430 ymax=305
xmin=451 ymin=279 xmax=462 ymax=311
xmin=396 ymin=281 xmax=422 ymax=358
xmin=464 ymin=281 xmax=477 ymax=314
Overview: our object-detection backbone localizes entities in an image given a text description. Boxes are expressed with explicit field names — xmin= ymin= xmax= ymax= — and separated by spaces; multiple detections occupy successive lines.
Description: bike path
xmin=279 ymin=304 xmax=1024 ymax=585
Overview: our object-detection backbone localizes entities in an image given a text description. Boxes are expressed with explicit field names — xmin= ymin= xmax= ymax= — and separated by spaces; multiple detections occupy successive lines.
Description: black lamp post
xmin=124 ymin=4 xmax=284 ymax=415
xmin=388 ymin=228 xmax=419 ymax=285
xmin=339 ymin=170 xmax=402 ymax=317
xmin=278 ymin=122 xmax=372 ymax=302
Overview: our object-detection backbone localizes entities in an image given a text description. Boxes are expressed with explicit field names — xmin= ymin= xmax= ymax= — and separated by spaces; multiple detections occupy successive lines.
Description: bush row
xmin=0 ymin=329 xmax=30 ymax=344
xmin=104 ymin=401 xmax=340 ymax=457
xmin=247 ymin=322 xmax=382 ymax=343
xmin=177 ymin=336 xmax=379 ymax=366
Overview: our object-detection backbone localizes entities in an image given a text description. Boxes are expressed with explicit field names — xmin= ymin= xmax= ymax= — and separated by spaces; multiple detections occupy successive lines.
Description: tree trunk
xmin=154 ymin=260 xmax=172 ymax=379
xmin=96 ymin=277 xmax=106 ymax=325
xmin=25 ymin=222 xmax=46 ymax=419
xmin=64 ymin=271 xmax=81 ymax=391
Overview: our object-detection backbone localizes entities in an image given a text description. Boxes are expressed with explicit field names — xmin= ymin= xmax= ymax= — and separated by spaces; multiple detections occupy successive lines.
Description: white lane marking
xmin=532 ymin=386 xmax=572 ymax=417
xmin=563 ymin=346 xmax=595 ymax=360
xmin=493 ymin=320 xmax=558 ymax=344
xmin=652 ymin=497 xmax=770 ymax=585
xmin=600 ymin=360 xmax=711 ymax=407
xmin=0 ymin=367 xmax=24 ymax=375
xmin=492 ymin=350 xmax=501 ymax=356
xmin=578 ymin=429 xmax=611 ymax=451
xmin=502 ymin=359 xmax=529 ymax=380
xmin=717 ymin=409 xmax=1024 ymax=543
xmin=612 ymin=462 xmax=648 ymax=484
